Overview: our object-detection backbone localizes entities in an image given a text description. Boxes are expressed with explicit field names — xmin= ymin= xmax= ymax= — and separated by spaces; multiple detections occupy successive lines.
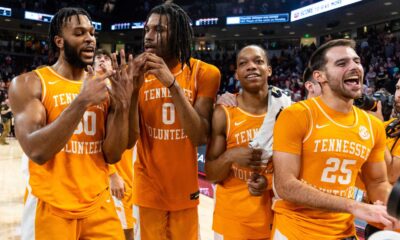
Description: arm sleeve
xmin=196 ymin=61 xmax=221 ymax=99
xmin=273 ymin=103 xmax=309 ymax=155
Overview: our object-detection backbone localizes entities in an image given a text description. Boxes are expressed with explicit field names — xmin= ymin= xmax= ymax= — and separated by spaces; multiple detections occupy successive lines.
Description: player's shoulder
xmin=11 ymin=70 xmax=41 ymax=91
xmin=282 ymin=99 xmax=312 ymax=115
xmin=194 ymin=58 xmax=220 ymax=74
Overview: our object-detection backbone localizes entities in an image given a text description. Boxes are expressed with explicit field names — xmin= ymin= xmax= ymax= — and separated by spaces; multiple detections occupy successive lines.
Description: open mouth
xmin=81 ymin=47 xmax=95 ymax=57
xmin=344 ymin=75 xmax=361 ymax=87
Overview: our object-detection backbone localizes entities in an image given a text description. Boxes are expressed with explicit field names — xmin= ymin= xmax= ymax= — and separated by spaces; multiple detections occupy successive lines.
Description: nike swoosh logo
xmin=235 ymin=120 xmax=246 ymax=126
xmin=316 ymin=124 xmax=329 ymax=129
xmin=48 ymin=80 xmax=60 ymax=85
xmin=144 ymin=79 xmax=155 ymax=83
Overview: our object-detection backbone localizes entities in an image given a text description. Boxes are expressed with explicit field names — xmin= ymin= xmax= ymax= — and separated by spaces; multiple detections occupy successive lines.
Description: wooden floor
xmin=0 ymin=138 xmax=214 ymax=240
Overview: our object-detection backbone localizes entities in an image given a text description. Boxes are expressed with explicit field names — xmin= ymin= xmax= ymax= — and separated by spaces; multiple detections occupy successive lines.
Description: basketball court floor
xmin=0 ymin=138 xmax=214 ymax=240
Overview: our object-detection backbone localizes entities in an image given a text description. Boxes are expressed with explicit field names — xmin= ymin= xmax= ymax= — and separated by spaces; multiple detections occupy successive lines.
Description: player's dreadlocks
xmin=49 ymin=7 xmax=92 ymax=54
xmin=145 ymin=3 xmax=194 ymax=70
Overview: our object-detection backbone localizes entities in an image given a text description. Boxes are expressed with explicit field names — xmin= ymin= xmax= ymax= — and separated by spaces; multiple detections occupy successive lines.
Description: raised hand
xmin=78 ymin=65 xmax=113 ymax=107
xmin=143 ymin=53 xmax=175 ymax=88
xmin=108 ymin=49 xmax=134 ymax=109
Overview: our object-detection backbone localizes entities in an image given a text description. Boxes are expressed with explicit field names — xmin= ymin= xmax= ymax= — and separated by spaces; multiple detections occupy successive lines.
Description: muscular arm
xmin=9 ymin=72 xmax=87 ymax=165
xmin=206 ymin=106 xmax=262 ymax=183
xmin=385 ymin=148 xmax=400 ymax=184
xmin=362 ymin=160 xmax=392 ymax=203
xmin=273 ymin=151 xmax=355 ymax=212
xmin=103 ymin=103 xmax=130 ymax=164
xmin=169 ymin=85 xmax=214 ymax=146
xmin=127 ymin=90 xmax=140 ymax=148
xmin=273 ymin=151 xmax=397 ymax=227
xmin=205 ymin=106 xmax=230 ymax=183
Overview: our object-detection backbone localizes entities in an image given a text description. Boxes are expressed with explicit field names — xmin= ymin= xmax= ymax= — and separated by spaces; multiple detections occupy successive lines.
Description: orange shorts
xmin=133 ymin=205 xmax=198 ymax=240
xmin=21 ymin=192 xmax=124 ymax=240
xmin=112 ymin=187 xmax=135 ymax=229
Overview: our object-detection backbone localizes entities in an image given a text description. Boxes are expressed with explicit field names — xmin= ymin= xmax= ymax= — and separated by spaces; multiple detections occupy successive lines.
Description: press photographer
xmin=354 ymin=89 xmax=394 ymax=121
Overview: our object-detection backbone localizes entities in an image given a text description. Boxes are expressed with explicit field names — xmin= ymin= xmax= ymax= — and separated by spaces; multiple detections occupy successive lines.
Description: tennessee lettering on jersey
xmin=143 ymin=87 xmax=193 ymax=103
xmin=313 ymin=138 xmax=371 ymax=160
xmin=213 ymin=105 xmax=272 ymax=238
xmin=133 ymin=58 xmax=221 ymax=211
xmin=234 ymin=128 xmax=259 ymax=145
xmin=25 ymin=66 xmax=110 ymax=218
xmin=272 ymin=96 xmax=386 ymax=239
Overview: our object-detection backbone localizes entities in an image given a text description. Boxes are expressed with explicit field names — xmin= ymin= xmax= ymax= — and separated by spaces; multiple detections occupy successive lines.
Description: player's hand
xmin=247 ymin=173 xmax=267 ymax=196
xmin=110 ymin=172 xmax=125 ymax=200
xmin=216 ymin=92 xmax=237 ymax=107
xmin=108 ymin=49 xmax=136 ymax=109
xmin=143 ymin=53 xmax=175 ymax=88
xmin=226 ymin=147 xmax=263 ymax=171
xmin=131 ymin=53 xmax=146 ymax=93
xmin=350 ymin=201 xmax=399 ymax=230
xmin=78 ymin=65 xmax=113 ymax=107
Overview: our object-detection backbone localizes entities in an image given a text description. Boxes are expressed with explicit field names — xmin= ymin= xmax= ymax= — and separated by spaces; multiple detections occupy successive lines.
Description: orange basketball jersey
xmin=213 ymin=105 xmax=273 ymax=238
xmin=134 ymin=58 xmax=220 ymax=210
xmin=272 ymin=96 xmax=386 ymax=239
xmin=27 ymin=66 xmax=110 ymax=218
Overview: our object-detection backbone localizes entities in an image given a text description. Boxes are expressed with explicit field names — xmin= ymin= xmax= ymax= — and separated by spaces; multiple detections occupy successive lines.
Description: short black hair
xmin=49 ymin=7 xmax=92 ymax=55
xmin=236 ymin=45 xmax=270 ymax=65
xmin=309 ymin=39 xmax=356 ymax=72
xmin=145 ymin=3 xmax=193 ymax=70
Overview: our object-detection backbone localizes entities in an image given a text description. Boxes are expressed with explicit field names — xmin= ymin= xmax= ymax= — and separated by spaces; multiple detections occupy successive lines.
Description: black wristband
xmin=167 ymin=77 xmax=176 ymax=89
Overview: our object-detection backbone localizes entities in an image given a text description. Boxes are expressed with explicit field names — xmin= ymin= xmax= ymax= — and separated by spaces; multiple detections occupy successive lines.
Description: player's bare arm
xmin=273 ymin=151 xmax=398 ymax=229
xmin=9 ymin=68 xmax=112 ymax=165
xmin=103 ymin=50 xmax=134 ymax=163
xmin=384 ymin=148 xmax=400 ymax=184
xmin=206 ymin=105 xmax=262 ymax=183
xmin=144 ymin=53 xmax=216 ymax=146
xmin=127 ymin=53 xmax=146 ymax=148
xmin=361 ymin=160 xmax=392 ymax=203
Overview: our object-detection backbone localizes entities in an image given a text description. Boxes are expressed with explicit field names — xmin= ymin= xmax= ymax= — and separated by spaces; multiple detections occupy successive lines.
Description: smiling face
xmin=57 ymin=14 xmax=96 ymax=68
xmin=316 ymin=46 xmax=364 ymax=100
xmin=235 ymin=46 xmax=271 ymax=93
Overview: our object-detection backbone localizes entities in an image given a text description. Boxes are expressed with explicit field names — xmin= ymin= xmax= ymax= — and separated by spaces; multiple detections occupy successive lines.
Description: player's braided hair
xmin=145 ymin=3 xmax=193 ymax=70
xmin=49 ymin=7 xmax=92 ymax=54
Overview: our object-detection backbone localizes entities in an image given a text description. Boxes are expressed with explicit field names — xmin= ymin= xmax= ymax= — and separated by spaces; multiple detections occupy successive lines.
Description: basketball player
xmin=94 ymin=48 xmax=135 ymax=240
xmin=206 ymin=45 xmax=275 ymax=239
xmin=272 ymin=39 xmax=399 ymax=239
xmin=303 ymin=66 xmax=322 ymax=99
xmin=131 ymin=3 xmax=220 ymax=239
xmin=9 ymin=8 xmax=137 ymax=239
